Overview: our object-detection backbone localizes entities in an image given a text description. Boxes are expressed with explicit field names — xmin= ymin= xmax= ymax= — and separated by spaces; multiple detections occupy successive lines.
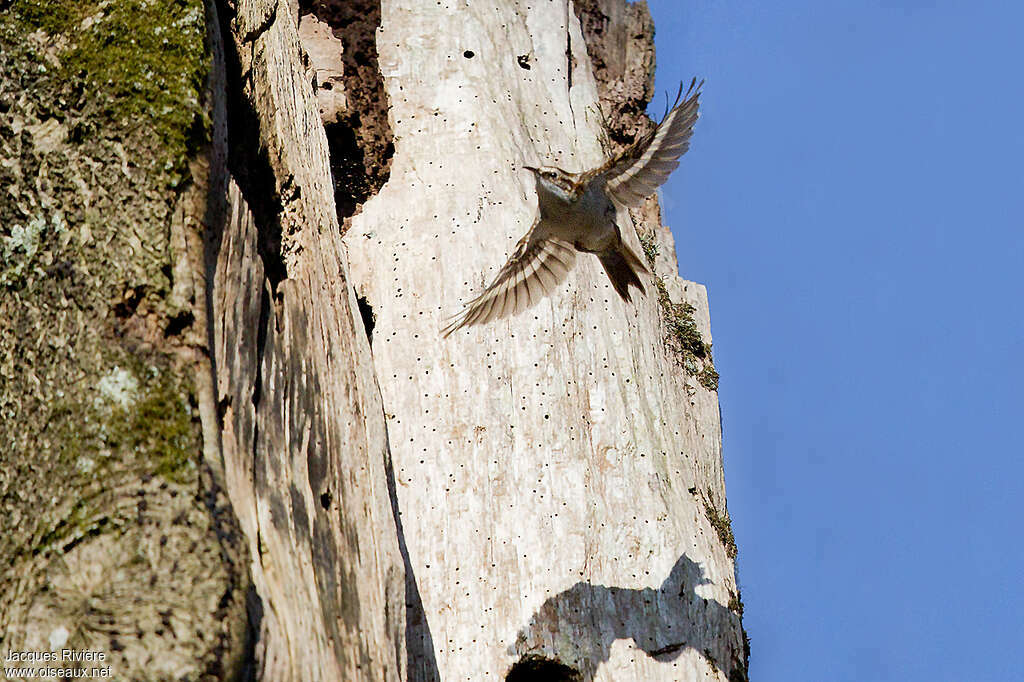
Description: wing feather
xmin=494 ymin=277 xmax=514 ymax=320
xmin=533 ymin=258 xmax=558 ymax=291
xmin=604 ymin=78 xmax=702 ymax=208
xmin=441 ymin=237 xmax=577 ymax=337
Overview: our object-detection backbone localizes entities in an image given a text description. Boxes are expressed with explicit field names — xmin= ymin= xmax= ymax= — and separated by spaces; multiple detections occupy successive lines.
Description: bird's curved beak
xmin=521 ymin=165 xmax=539 ymax=173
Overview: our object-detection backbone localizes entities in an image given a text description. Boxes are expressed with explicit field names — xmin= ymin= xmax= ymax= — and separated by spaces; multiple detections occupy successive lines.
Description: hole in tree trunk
xmin=301 ymin=0 xmax=394 ymax=226
xmin=505 ymin=655 xmax=582 ymax=682
xmin=357 ymin=295 xmax=375 ymax=344
xmin=325 ymin=121 xmax=374 ymax=220
xmin=220 ymin=4 xmax=287 ymax=290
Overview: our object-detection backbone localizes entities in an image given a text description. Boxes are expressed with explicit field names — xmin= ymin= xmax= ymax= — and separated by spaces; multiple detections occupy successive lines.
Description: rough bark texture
xmin=0 ymin=1 xmax=249 ymax=678
xmin=0 ymin=0 xmax=407 ymax=678
xmin=339 ymin=1 xmax=747 ymax=681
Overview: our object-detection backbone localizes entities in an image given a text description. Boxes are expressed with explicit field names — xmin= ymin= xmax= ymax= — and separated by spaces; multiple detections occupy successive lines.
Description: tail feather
xmin=598 ymin=241 xmax=648 ymax=302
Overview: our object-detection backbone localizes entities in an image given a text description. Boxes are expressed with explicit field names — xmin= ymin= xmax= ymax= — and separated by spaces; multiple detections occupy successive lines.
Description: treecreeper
xmin=441 ymin=78 xmax=703 ymax=337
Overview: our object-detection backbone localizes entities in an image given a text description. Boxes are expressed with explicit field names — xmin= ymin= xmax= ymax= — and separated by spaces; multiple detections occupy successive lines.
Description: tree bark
xmin=0 ymin=1 xmax=250 ymax=678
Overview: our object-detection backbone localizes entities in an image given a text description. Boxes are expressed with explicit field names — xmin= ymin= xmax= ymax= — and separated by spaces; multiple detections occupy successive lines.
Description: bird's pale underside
xmin=441 ymin=79 xmax=703 ymax=338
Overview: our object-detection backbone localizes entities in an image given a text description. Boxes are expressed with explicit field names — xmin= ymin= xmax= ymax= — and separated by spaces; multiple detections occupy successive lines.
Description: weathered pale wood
xmin=213 ymin=0 xmax=405 ymax=679
xmin=340 ymin=1 xmax=746 ymax=681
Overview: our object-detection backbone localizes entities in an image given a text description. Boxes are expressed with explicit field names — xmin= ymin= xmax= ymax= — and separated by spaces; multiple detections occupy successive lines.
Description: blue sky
xmin=645 ymin=1 xmax=1024 ymax=679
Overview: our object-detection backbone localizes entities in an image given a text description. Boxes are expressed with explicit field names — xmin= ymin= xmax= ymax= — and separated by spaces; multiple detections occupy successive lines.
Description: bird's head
xmin=523 ymin=165 xmax=583 ymax=203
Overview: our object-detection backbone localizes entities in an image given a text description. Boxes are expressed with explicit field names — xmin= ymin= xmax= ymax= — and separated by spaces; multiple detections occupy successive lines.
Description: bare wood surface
xmin=342 ymin=1 xmax=747 ymax=680
xmin=213 ymin=0 xmax=404 ymax=678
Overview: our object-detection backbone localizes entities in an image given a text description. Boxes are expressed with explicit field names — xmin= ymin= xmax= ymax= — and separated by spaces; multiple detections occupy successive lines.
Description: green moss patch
xmin=90 ymin=362 xmax=199 ymax=483
xmin=639 ymin=231 xmax=719 ymax=390
xmin=701 ymin=488 xmax=737 ymax=560
xmin=14 ymin=361 xmax=199 ymax=562
xmin=727 ymin=589 xmax=744 ymax=616
xmin=40 ymin=361 xmax=198 ymax=485
xmin=6 ymin=0 xmax=208 ymax=169
xmin=110 ymin=365 xmax=198 ymax=482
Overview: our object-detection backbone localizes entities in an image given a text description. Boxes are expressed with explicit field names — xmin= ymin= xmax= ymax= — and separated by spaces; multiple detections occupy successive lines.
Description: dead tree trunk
xmin=334 ymin=0 xmax=748 ymax=680
xmin=211 ymin=0 xmax=405 ymax=678
xmin=0 ymin=0 xmax=406 ymax=679
xmin=1 ymin=0 xmax=746 ymax=680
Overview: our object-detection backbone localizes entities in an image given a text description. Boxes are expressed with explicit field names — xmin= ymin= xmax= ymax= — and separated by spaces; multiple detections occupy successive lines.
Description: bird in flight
xmin=441 ymin=79 xmax=703 ymax=337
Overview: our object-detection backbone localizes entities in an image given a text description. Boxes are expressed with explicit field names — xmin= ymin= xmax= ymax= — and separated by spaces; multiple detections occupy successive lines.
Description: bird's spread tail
xmin=599 ymin=241 xmax=649 ymax=303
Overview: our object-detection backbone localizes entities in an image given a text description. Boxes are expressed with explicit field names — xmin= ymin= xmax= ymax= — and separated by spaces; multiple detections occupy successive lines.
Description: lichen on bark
xmin=0 ymin=2 xmax=249 ymax=677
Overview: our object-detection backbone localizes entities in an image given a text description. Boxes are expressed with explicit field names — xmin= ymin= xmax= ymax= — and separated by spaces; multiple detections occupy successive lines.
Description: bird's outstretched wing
xmin=441 ymin=233 xmax=577 ymax=337
xmin=601 ymin=78 xmax=702 ymax=208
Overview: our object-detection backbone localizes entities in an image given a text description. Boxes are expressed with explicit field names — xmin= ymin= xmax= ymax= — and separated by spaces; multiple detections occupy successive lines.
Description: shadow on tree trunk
xmin=384 ymin=428 xmax=440 ymax=681
xmin=510 ymin=554 xmax=749 ymax=681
